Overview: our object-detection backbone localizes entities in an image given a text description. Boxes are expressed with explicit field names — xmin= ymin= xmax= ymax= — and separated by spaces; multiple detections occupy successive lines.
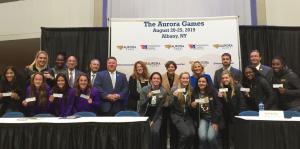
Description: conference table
xmin=233 ymin=116 xmax=300 ymax=149
xmin=0 ymin=117 xmax=150 ymax=149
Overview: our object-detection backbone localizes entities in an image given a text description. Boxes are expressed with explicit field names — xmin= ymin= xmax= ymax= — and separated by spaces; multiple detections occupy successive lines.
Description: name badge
xmin=259 ymin=111 xmax=284 ymax=119
xmin=2 ymin=92 xmax=12 ymax=97
xmin=25 ymin=97 xmax=36 ymax=102
xmin=195 ymin=97 xmax=209 ymax=104
xmin=273 ymin=84 xmax=283 ymax=88
xmin=240 ymin=87 xmax=250 ymax=92
xmin=53 ymin=93 xmax=63 ymax=98
xmin=219 ymin=88 xmax=228 ymax=92
xmin=151 ymin=90 xmax=161 ymax=94
xmin=177 ymin=88 xmax=186 ymax=93
xmin=80 ymin=94 xmax=90 ymax=100
xmin=151 ymin=96 xmax=157 ymax=105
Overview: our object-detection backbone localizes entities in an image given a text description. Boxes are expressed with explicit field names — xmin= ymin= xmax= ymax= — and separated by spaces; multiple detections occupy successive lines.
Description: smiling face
xmin=180 ymin=73 xmax=190 ymax=87
xmin=244 ymin=67 xmax=255 ymax=80
xmin=167 ymin=64 xmax=176 ymax=75
xmin=198 ymin=77 xmax=207 ymax=91
xmin=222 ymin=55 xmax=231 ymax=67
xmin=193 ymin=63 xmax=203 ymax=75
xmin=5 ymin=68 xmax=15 ymax=82
xmin=36 ymin=53 xmax=48 ymax=68
xmin=90 ymin=60 xmax=100 ymax=73
xmin=151 ymin=74 xmax=161 ymax=87
xmin=272 ymin=58 xmax=284 ymax=73
xmin=107 ymin=58 xmax=117 ymax=72
xmin=67 ymin=56 xmax=77 ymax=70
xmin=250 ymin=51 xmax=261 ymax=66
xmin=33 ymin=74 xmax=44 ymax=88
xmin=78 ymin=76 xmax=88 ymax=90
xmin=221 ymin=73 xmax=231 ymax=86
xmin=55 ymin=54 xmax=65 ymax=68
xmin=136 ymin=63 xmax=144 ymax=75
xmin=57 ymin=76 xmax=66 ymax=89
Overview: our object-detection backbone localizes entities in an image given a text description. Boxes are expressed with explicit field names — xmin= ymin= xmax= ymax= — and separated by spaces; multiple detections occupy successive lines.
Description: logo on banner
xmin=116 ymin=45 xmax=137 ymax=50
xmin=164 ymin=44 xmax=184 ymax=50
xmin=145 ymin=61 xmax=161 ymax=67
xmin=188 ymin=44 xmax=208 ymax=50
xmin=140 ymin=45 xmax=160 ymax=50
xmin=212 ymin=44 xmax=233 ymax=49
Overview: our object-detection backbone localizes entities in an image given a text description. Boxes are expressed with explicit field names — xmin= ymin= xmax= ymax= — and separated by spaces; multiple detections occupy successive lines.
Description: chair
xmin=34 ymin=113 xmax=55 ymax=117
xmin=73 ymin=112 xmax=97 ymax=117
xmin=284 ymin=111 xmax=300 ymax=118
xmin=239 ymin=110 xmax=259 ymax=116
xmin=2 ymin=112 xmax=24 ymax=118
xmin=115 ymin=110 xmax=140 ymax=117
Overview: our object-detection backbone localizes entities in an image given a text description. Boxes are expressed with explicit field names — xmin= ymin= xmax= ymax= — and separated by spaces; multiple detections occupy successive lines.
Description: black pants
xmin=150 ymin=116 xmax=162 ymax=149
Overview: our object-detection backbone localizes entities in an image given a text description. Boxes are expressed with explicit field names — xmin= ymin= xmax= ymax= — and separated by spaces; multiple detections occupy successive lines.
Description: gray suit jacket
xmin=66 ymin=69 xmax=83 ymax=88
xmin=214 ymin=67 xmax=242 ymax=88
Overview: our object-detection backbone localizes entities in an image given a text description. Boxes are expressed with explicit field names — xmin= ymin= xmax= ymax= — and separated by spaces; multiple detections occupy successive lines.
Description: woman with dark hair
xmin=51 ymin=52 xmax=67 ymax=78
xmin=49 ymin=73 xmax=75 ymax=117
xmin=191 ymin=75 xmax=222 ymax=149
xmin=73 ymin=74 xmax=100 ymax=113
xmin=190 ymin=61 xmax=213 ymax=88
xmin=241 ymin=66 xmax=274 ymax=111
xmin=0 ymin=66 xmax=25 ymax=116
xmin=170 ymin=72 xmax=195 ymax=149
xmin=271 ymin=56 xmax=300 ymax=111
xmin=139 ymin=72 xmax=167 ymax=149
xmin=22 ymin=72 xmax=52 ymax=116
xmin=128 ymin=61 xmax=149 ymax=111
xmin=217 ymin=70 xmax=246 ymax=149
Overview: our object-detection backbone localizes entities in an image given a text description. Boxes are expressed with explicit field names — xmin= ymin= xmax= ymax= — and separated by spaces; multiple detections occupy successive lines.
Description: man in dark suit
xmin=214 ymin=53 xmax=242 ymax=88
xmin=87 ymin=58 xmax=100 ymax=86
xmin=249 ymin=49 xmax=272 ymax=81
xmin=94 ymin=57 xmax=128 ymax=116
xmin=66 ymin=56 xmax=82 ymax=88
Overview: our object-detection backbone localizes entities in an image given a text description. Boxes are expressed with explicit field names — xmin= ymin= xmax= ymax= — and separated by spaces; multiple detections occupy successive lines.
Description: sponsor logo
xmin=212 ymin=44 xmax=233 ymax=49
xmin=145 ymin=61 xmax=161 ymax=67
xmin=188 ymin=44 xmax=208 ymax=50
xmin=164 ymin=44 xmax=184 ymax=50
xmin=116 ymin=45 xmax=136 ymax=50
xmin=140 ymin=44 xmax=160 ymax=50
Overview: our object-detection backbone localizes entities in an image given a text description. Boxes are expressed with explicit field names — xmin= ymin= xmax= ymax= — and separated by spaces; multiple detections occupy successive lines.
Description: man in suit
xmin=87 ymin=58 xmax=100 ymax=86
xmin=249 ymin=49 xmax=272 ymax=81
xmin=66 ymin=56 xmax=82 ymax=88
xmin=94 ymin=57 xmax=128 ymax=116
xmin=214 ymin=53 xmax=242 ymax=88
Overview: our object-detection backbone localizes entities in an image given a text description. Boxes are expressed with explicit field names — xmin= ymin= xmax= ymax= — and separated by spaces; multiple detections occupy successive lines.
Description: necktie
xmin=91 ymin=74 xmax=95 ymax=85
xmin=69 ymin=72 xmax=74 ymax=87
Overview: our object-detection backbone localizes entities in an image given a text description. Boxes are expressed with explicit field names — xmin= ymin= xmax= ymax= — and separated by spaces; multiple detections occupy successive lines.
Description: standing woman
xmin=22 ymin=72 xmax=52 ymax=116
xmin=191 ymin=75 xmax=222 ymax=149
xmin=241 ymin=66 xmax=274 ymax=111
xmin=217 ymin=70 xmax=246 ymax=149
xmin=190 ymin=61 xmax=213 ymax=88
xmin=271 ymin=56 xmax=300 ymax=111
xmin=128 ymin=61 xmax=149 ymax=111
xmin=51 ymin=52 xmax=67 ymax=78
xmin=170 ymin=72 xmax=195 ymax=149
xmin=0 ymin=66 xmax=25 ymax=116
xmin=49 ymin=73 xmax=75 ymax=117
xmin=139 ymin=72 xmax=167 ymax=149
xmin=24 ymin=51 xmax=54 ymax=86
xmin=73 ymin=74 xmax=100 ymax=114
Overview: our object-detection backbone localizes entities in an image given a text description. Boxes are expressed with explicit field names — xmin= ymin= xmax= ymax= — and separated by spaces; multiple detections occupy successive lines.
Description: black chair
xmin=115 ymin=110 xmax=140 ymax=117
xmin=284 ymin=110 xmax=300 ymax=118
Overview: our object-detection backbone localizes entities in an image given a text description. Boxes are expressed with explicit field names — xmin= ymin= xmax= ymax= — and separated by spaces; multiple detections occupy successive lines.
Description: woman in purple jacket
xmin=73 ymin=74 xmax=100 ymax=114
xmin=49 ymin=73 xmax=75 ymax=117
xmin=22 ymin=72 xmax=51 ymax=116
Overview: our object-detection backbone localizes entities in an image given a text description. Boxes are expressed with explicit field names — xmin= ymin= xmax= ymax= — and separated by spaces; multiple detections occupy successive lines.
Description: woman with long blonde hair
xmin=190 ymin=61 xmax=213 ymax=88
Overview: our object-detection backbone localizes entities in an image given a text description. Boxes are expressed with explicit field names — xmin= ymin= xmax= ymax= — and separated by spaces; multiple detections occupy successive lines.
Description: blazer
xmin=214 ymin=67 xmax=242 ymax=88
xmin=161 ymin=73 xmax=180 ymax=93
xmin=257 ymin=64 xmax=272 ymax=82
xmin=66 ymin=69 xmax=82 ymax=88
xmin=94 ymin=70 xmax=129 ymax=115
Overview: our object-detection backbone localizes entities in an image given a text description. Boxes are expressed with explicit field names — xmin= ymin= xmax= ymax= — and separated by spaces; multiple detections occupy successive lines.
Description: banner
xmin=110 ymin=16 xmax=241 ymax=79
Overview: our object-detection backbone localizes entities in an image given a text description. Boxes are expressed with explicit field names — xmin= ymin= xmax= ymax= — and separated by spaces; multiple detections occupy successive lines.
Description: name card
xmin=53 ymin=93 xmax=63 ymax=98
xmin=2 ymin=92 xmax=12 ymax=97
xmin=219 ymin=88 xmax=228 ymax=92
xmin=25 ymin=97 xmax=36 ymax=102
xmin=151 ymin=90 xmax=161 ymax=94
xmin=80 ymin=94 xmax=90 ymax=100
xmin=273 ymin=84 xmax=283 ymax=88
xmin=240 ymin=88 xmax=250 ymax=92
xmin=195 ymin=97 xmax=209 ymax=104
xmin=177 ymin=88 xmax=186 ymax=93
xmin=259 ymin=110 xmax=284 ymax=119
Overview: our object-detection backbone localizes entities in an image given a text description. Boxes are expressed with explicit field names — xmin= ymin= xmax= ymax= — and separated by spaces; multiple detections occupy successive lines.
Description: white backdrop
xmin=110 ymin=16 xmax=241 ymax=79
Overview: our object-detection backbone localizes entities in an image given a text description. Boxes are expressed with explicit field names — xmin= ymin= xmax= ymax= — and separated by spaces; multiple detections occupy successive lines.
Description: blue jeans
xmin=198 ymin=119 xmax=219 ymax=149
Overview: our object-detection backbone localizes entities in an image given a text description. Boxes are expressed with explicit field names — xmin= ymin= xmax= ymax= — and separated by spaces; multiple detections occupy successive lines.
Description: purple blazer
xmin=73 ymin=87 xmax=100 ymax=113
xmin=25 ymin=86 xmax=52 ymax=116
xmin=50 ymin=88 xmax=75 ymax=117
